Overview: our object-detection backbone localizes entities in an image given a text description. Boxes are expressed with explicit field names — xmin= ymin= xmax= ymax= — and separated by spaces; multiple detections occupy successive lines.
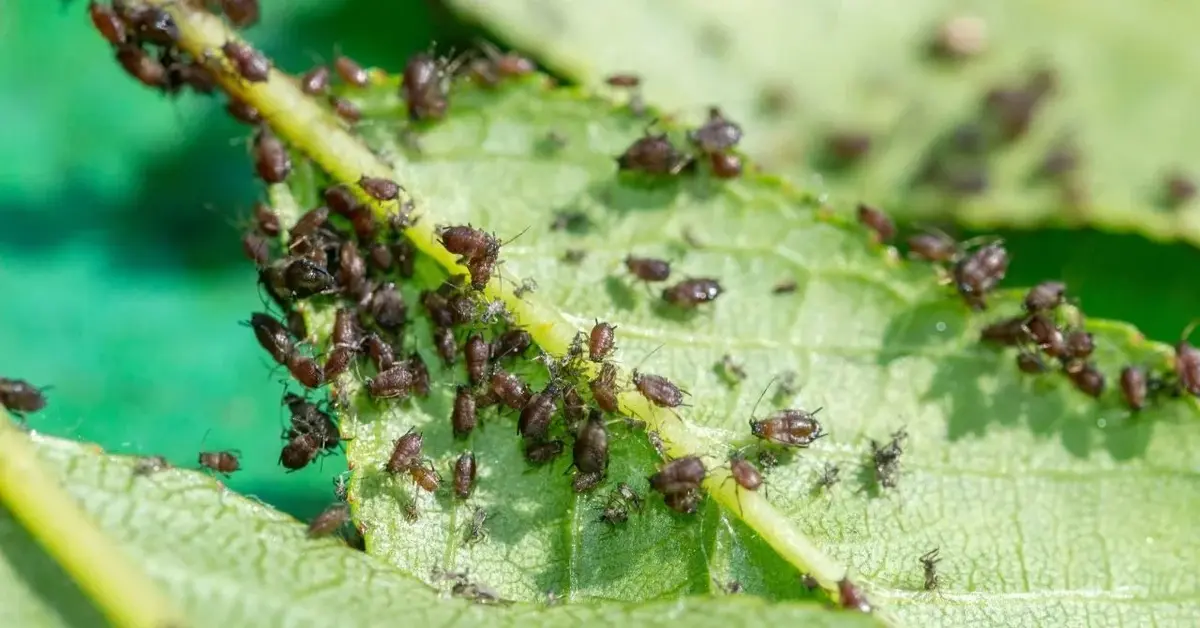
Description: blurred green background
xmin=5 ymin=0 xmax=1199 ymax=521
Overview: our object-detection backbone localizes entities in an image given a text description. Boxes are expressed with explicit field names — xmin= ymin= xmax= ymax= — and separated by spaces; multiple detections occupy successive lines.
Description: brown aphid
xmin=307 ymin=503 xmax=350 ymax=539
xmin=286 ymin=354 xmax=325 ymax=389
xmin=433 ymin=326 xmax=457 ymax=366
xmin=0 ymin=378 xmax=47 ymax=415
xmin=217 ymin=0 xmax=260 ymax=28
xmin=89 ymin=1 xmax=127 ymax=45
xmin=331 ymin=307 xmax=359 ymax=348
xmin=662 ymin=278 xmax=723 ymax=307
xmin=300 ymin=65 xmax=330 ymax=95
xmin=1176 ymin=326 xmax=1200 ymax=396
xmin=366 ymin=243 xmax=393 ymax=274
xmin=689 ymin=107 xmax=743 ymax=154
xmin=1016 ymin=351 xmax=1050 ymax=374
xmin=467 ymin=253 xmax=497 ymax=289
xmin=519 ymin=385 xmax=559 ymax=441
xmin=1063 ymin=330 xmax=1095 ymax=361
xmin=241 ymin=230 xmax=269 ymax=267
xmin=132 ymin=455 xmax=171 ymax=477
xmin=286 ymin=310 xmax=307 ymax=343
xmin=605 ymin=73 xmax=641 ymax=88
xmin=279 ymin=432 xmax=321 ymax=471
xmin=439 ymin=225 xmax=498 ymax=262
xmin=451 ymin=386 xmax=477 ymax=439
xmin=573 ymin=410 xmax=609 ymax=475
xmin=247 ymin=312 xmax=293 ymax=365
xmin=222 ymin=40 xmax=270 ymax=82
xmin=920 ymin=548 xmax=942 ymax=591
xmin=361 ymin=333 xmax=395 ymax=372
xmin=123 ymin=5 xmax=178 ymax=45
xmin=752 ymin=406 xmax=826 ymax=447
xmin=856 ymin=203 xmax=896 ymax=243
xmin=980 ymin=316 xmax=1028 ymax=346
xmin=252 ymin=202 xmax=280 ymax=236
xmin=393 ymin=240 xmax=416 ymax=278
xmin=464 ymin=334 xmax=490 ymax=386
xmin=323 ymin=344 xmax=355 ymax=381
xmin=729 ymin=456 xmax=763 ymax=492
xmin=490 ymin=369 xmax=531 ymax=410
xmin=283 ymin=257 xmax=335 ymax=298
xmin=1024 ymin=314 xmax=1065 ymax=358
xmin=590 ymin=362 xmax=621 ymax=413
xmin=1024 ymin=281 xmax=1066 ymax=313
xmin=589 ymin=321 xmax=617 ymax=362
xmin=491 ymin=50 xmax=536 ymax=78
xmin=1120 ymin=366 xmax=1148 ymax=411
xmin=709 ymin=152 xmax=743 ymax=179
xmin=406 ymin=353 xmax=431 ymax=398
xmin=650 ymin=456 xmax=706 ymax=495
xmin=560 ymin=386 xmax=586 ymax=428
xmin=625 ymin=255 xmax=671 ymax=283
xmin=225 ymin=96 xmax=262 ymax=125
xmin=284 ymin=393 xmax=338 ymax=448
xmin=330 ymin=95 xmax=362 ymax=123
xmin=410 ymin=462 xmax=441 ymax=493
xmin=453 ymin=452 xmax=477 ymax=499
xmin=490 ymin=329 xmax=532 ymax=360
xmin=335 ymin=55 xmax=369 ymax=87
xmin=401 ymin=53 xmax=449 ymax=121
xmin=838 ymin=578 xmax=872 ymax=613
xmin=632 ymin=371 xmax=685 ymax=408
xmin=617 ymin=133 xmax=691 ymax=175
xmin=369 ymin=283 xmax=407 ymax=333
xmin=289 ymin=206 xmax=329 ymax=246
xmin=199 ymin=450 xmax=241 ymax=475
xmin=368 ymin=364 xmax=413 ymax=400
xmin=663 ymin=490 xmax=700 ymax=514
xmin=1067 ymin=362 xmax=1105 ymax=398
xmin=907 ymin=231 xmax=958 ymax=263
xmin=598 ymin=502 xmax=629 ymax=526
xmin=115 ymin=44 xmax=166 ymax=88
xmin=953 ymin=242 xmax=1009 ymax=310
xmin=359 ymin=175 xmax=401 ymax=201
xmin=422 ymin=291 xmax=455 ymax=328
xmin=799 ymin=573 xmax=820 ymax=591
xmin=385 ymin=428 xmax=423 ymax=474
xmin=523 ymin=438 xmax=565 ymax=465
xmin=252 ymin=128 xmax=291 ymax=184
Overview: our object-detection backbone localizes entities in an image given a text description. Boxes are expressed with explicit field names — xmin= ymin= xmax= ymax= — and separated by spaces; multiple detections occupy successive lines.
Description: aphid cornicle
xmin=662 ymin=278 xmax=723 ymax=307
xmin=625 ymin=256 xmax=671 ymax=283
xmin=688 ymin=107 xmax=743 ymax=154
xmin=632 ymin=371 xmax=685 ymax=408
xmin=856 ymin=203 xmax=896 ymax=243
xmin=335 ymin=55 xmax=369 ymax=87
xmin=307 ymin=503 xmax=350 ymax=539
xmin=253 ymin=128 xmax=291 ymax=184
xmin=489 ymin=369 xmax=530 ymax=410
xmin=573 ymin=410 xmax=609 ymax=475
xmin=248 ymin=312 xmax=294 ymax=365
xmin=519 ymin=385 xmax=559 ymax=441
xmin=452 ymin=386 xmax=477 ymax=439
xmin=453 ymin=452 xmax=477 ymax=499
xmin=1024 ymin=281 xmax=1067 ymax=313
xmin=590 ymin=363 xmax=621 ymax=413
xmin=1120 ymin=366 xmax=1147 ymax=411
xmin=221 ymin=40 xmax=270 ymax=83
xmin=464 ymin=334 xmax=490 ymax=386
xmin=589 ymin=321 xmax=616 ymax=362
xmin=386 ymin=429 xmax=423 ymax=474
xmin=649 ymin=456 xmax=706 ymax=495
xmin=300 ymin=65 xmax=330 ymax=95
xmin=369 ymin=364 xmax=413 ymax=400
xmin=0 ymin=378 xmax=47 ymax=415
xmin=359 ymin=175 xmax=401 ymax=201
xmin=199 ymin=450 xmax=241 ymax=475
xmin=279 ymin=432 xmax=321 ymax=471
xmin=524 ymin=439 xmax=565 ymax=465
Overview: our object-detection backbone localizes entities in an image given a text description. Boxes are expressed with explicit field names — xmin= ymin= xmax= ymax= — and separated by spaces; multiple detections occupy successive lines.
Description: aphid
xmin=329 ymin=95 xmax=362 ymax=123
xmin=359 ymin=175 xmax=401 ymax=201
xmin=464 ymin=334 xmax=490 ymax=386
xmin=366 ymin=243 xmax=394 ymax=274
xmin=401 ymin=53 xmax=449 ymax=121
xmin=433 ymin=326 xmax=457 ymax=366
xmin=300 ymin=65 xmax=330 ymax=95
xmin=814 ymin=462 xmax=840 ymax=490
xmin=463 ymin=507 xmax=489 ymax=545
xmin=253 ymin=128 xmax=291 ymax=184
xmin=573 ymin=410 xmax=610 ymax=475
xmin=1067 ymin=362 xmax=1105 ymax=398
xmin=283 ymin=257 xmax=335 ymax=298
xmin=123 ymin=5 xmax=178 ymax=45
xmin=439 ymin=225 xmax=498 ymax=262
xmin=519 ymin=385 xmax=559 ymax=441
xmin=403 ymin=500 xmax=420 ymax=523
xmin=709 ymin=152 xmax=743 ymax=179
xmin=335 ymin=55 xmax=369 ymax=87
xmin=284 ymin=393 xmax=339 ymax=449
xmin=393 ymin=240 xmax=416 ymax=278
xmin=756 ymin=448 xmax=779 ymax=470
xmin=838 ymin=578 xmax=872 ymax=613
xmin=369 ymin=283 xmax=407 ymax=333
xmin=1023 ymin=281 xmax=1066 ymax=313
xmin=89 ymin=1 xmax=128 ymax=46
xmin=907 ymin=231 xmax=959 ymax=263
xmin=198 ymin=450 xmax=241 ymax=475
xmin=605 ymin=73 xmax=641 ymax=87
xmin=132 ymin=455 xmax=171 ymax=477
xmin=361 ymin=333 xmax=396 ymax=372
xmin=490 ymin=329 xmax=532 ymax=360
xmin=450 ymin=386 xmax=478 ymax=439
xmin=953 ymin=242 xmax=1009 ymax=310
xmin=824 ymin=131 xmax=872 ymax=165
xmin=216 ymin=0 xmax=260 ymax=28
xmin=489 ymin=369 xmax=530 ymax=410
xmin=279 ymin=432 xmax=321 ymax=471
xmin=1165 ymin=172 xmax=1197 ymax=208
xmin=247 ymin=312 xmax=293 ymax=365
xmin=514 ymin=277 xmax=538 ymax=299
xmin=647 ymin=430 xmax=667 ymax=458
xmin=589 ymin=321 xmax=617 ymax=362
xmin=221 ymin=40 xmax=270 ymax=82
xmin=750 ymin=406 xmax=825 ymax=447
xmin=616 ymin=133 xmax=691 ymax=175
xmin=385 ymin=429 xmax=423 ymax=474
xmin=553 ymin=388 xmax=584 ymax=433
xmin=115 ymin=44 xmax=166 ymax=88
xmin=1120 ymin=365 xmax=1147 ymax=411
xmin=615 ymin=483 xmax=643 ymax=512
xmin=286 ymin=354 xmax=325 ymax=388
xmin=226 ymin=97 xmax=262 ymax=125
xmin=980 ymin=315 xmax=1029 ymax=347
xmin=323 ymin=344 xmax=355 ymax=380
xmin=446 ymin=293 xmax=477 ymax=326
xmin=729 ymin=455 xmax=763 ymax=492
xmin=1015 ymin=351 xmax=1049 ymax=374
xmin=307 ymin=503 xmax=350 ymax=539
xmin=919 ymin=548 xmax=941 ymax=591
xmin=0 ymin=378 xmax=47 ymax=417
xmin=662 ymin=490 xmax=700 ymax=514
xmin=799 ymin=573 xmax=820 ymax=591
xmin=368 ymin=364 xmax=413 ymax=400
xmin=466 ymin=255 xmax=495 ymax=290
xmin=453 ymin=452 xmax=477 ymax=499
xmin=410 ymin=461 xmax=441 ymax=493
xmin=1024 ymin=314 xmax=1065 ymax=358
xmin=718 ymin=580 xmax=744 ymax=595
xmin=598 ymin=502 xmax=628 ymax=526
xmin=405 ymin=353 xmax=430 ymax=398
xmin=1176 ymin=324 xmax=1200 ymax=396
xmin=688 ymin=107 xmax=743 ymax=154
xmin=1063 ymin=330 xmax=1095 ymax=361
xmin=632 ymin=371 xmax=685 ymax=408
xmin=489 ymin=48 xmax=536 ymax=78
xmin=625 ymin=255 xmax=671 ymax=283
xmin=870 ymin=428 xmax=908 ymax=489
xmin=253 ymin=202 xmax=281 ymax=236
xmin=524 ymin=439 xmax=565 ymax=465
xmin=718 ymin=354 xmax=747 ymax=383
xmin=772 ymin=279 xmax=798 ymax=294
xmin=572 ymin=471 xmax=605 ymax=493
xmin=590 ymin=363 xmax=621 ymax=413
xmin=856 ymin=203 xmax=896 ymax=243
xmin=649 ymin=456 xmax=706 ymax=495
xmin=288 ymin=206 xmax=329 ymax=249
xmin=662 ymin=278 xmax=723 ymax=307
xmin=331 ymin=307 xmax=359 ymax=348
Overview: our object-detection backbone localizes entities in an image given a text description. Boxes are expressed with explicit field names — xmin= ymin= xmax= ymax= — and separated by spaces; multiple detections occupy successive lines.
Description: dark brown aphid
xmin=953 ymin=242 xmax=1009 ymax=310
xmin=1067 ymin=362 xmax=1105 ymax=398
xmin=649 ymin=456 xmax=706 ymax=495
xmin=282 ymin=257 xmax=335 ymax=298
xmin=252 ymin=202 xmax=280 ymax=236
xmin=433 ymin=326 xmax=457 ymax=366
xmin=1024 ymin=314 xmax=1065 ymax=358
xmin=519 ymin=385 xmax=559 ymax=441
xmin=323 ymin=344 xmax=355 ymax=381
xmin=589 ymin=322 xmax=617 ymax=362
xmin=689 ymin=107 xmax=743 ymax=154
xmin=279 ymin=432 xmax=321 ymax=471
xmin=289 ymin=206 xmax=329 ymax=247
xmin=617 ymin=133 xmax=691 ymax=175
xmin=750 ymin=409 xmax=825 ymax=447
xmin=115 ymin=45 xmax=166 ymax=88
xmin=1063 ymin=330 xmax=1095 ymax=361
xmin=871 ymin=428 xmax=908 ymax=489
xmin=241 ymin=230 xmax=270 ymax=266
xmin=856 ymin=203 xmax=896 ymax=243
xmin=307 ymin=503 xmax=350 ymax=539
xmin=490 ymin=329 xmax=532 ymax=360
xmin=663 ymin=490 xmax=700 ymax=514
xmin=199 ymin=450 xmax=241 ymax=475
xmin=369 ymin=283 xmax=407 ymax=333
xmin=919 ymin=548 xmax=941 ymax=591
xmin=0 ymin=378 xmax=47 ymax=415
xmin=1024 ymin=281 xmax=1066 ymax=313
xmin=367 ymin=243 xmax=394 ymax=273
xmin=225 ymin=97 xmax=261 ymax=125
xmin=1176 ymin=325 xmax=1200 ymax=396
xmin=385 ymin=429 xmax=423 ymax=474
xmin=330 ymin=95 xmax=362 ymax=123
xmin=132 ymin=455 xmax=171 ymax=477
xmin=335 ymin=55 xmax=369 ymax=87
xmin=361 ymin=333 xmax=395 ymax=372
xmin=662 ymin=278 xmax=723 ymax=308
xmin=393 ymin=240 xmax=416 ymax=278
xmin=89 ymin=1 xmax=127 ymax=46
xmin=624 ymin=255 xmax=671 ymax=283
xmin=1016 ymin=351 xmax=1049 ymax=374
xmin=410 ymin=462 xmax=441 ymax=493
xmin=560 ymin=386 xmax=586 ymax=428
xmin=439 ymin=225 xmax=498 ymax=262
xmin=632 ymin=371 xmax=685 ymax=408
xmin=490 ymin=370 xmax=530 ymax=410
xmin=729 ymin=456 xmax=763 ymax=492
xmin=222 ymin=40 xmax=270 ymax=82
xmin=590 ymin=363 xmax=621 ymax=413
xmin=980 ymin=315 xmax=1029 ymax=346
xmin=709 ymin=152 xmax=743 ymax=179
xmin=123 ymin=5 xmax=178 ymax=46
xmin=605 ymin=73 xmax=641 ymax=88
xmin=573 ymin=410 xmax=609 ymax=475
xmin=331 ymin=307 xmax=359 ymax=348
xmin=421 ymin=290 xmax=454 ymax=327
xmin=464 ymin=334 xmax=490 ymax=386
xmin=401 ymin=53 xmax=449 ymax=121
xmin=300 ymin=65 xmax=330 ymax=95
xmin=406 ymin=353 xmax=431 ymax=398
xmin=284 ymin=393 xmax=339 ymax=449
xmin=838 ymin=578 xmax=872 ymax=613
xmin=453 ymin=452 xmax=477 ymax=499
xmin=572 ymin=471 xmax=605 ymax=494
xmin=359 ymin=175 xmax=401 ymax=201
xmin=1120 ymin=366 xmax=1147 ymax=411
xmin=490 ymin=50 xmax=536 ymax=78
xmin=907 ymin=231 xmax=958 ymax=263
xmin=217 ymin=0 xmax=260 ymax=28
xmin=368 ymin=364 xmax=413 ymax=400
xmin=286 ymin=354 xmax=325 ymax=389
xmin=451 ymin=386 xmax=477 ymax=439
xmin=524 ymin=439 xmax=565 ymax=465
xmin=467 ymin=255 xmax=496 ymax=290
xmin=253 ymin=128 xmax=291 ymax=184
xmin=247 ymin=312 xmax=293 ymax=365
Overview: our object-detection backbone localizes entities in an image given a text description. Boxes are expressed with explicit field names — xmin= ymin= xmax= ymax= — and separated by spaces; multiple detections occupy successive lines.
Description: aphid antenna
xmin=1180 ymin=318 xmax=1200 ymax=344
xmin=630 ymin=342 xmax=668 ymax=373
xmin=746 ymin=376 xmax=780 ymax=424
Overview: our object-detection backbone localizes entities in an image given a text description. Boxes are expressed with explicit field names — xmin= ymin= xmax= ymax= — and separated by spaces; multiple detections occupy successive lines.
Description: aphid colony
xmin=616 ymin=105 xmax=745 ymax=179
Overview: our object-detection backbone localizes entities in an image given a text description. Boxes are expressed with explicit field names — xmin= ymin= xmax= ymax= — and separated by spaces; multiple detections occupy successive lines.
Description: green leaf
xmin=445 ymin=0 xmax=1200 ymax=245
xmin=6 ymin=432 xmax=865 ymax=627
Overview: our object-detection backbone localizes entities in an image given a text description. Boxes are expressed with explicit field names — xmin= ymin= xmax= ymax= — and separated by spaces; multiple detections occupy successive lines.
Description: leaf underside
xmin=446 ymin=0 xmax=1200 ymax=246
xmin=262 ymin=73 xmax=1200 ymax=627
